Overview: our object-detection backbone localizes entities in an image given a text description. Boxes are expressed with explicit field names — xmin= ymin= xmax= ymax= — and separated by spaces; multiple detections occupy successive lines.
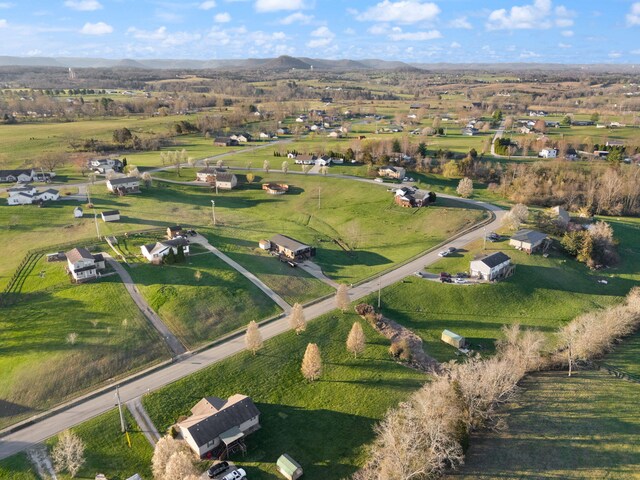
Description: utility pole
xmin=318 ymin=187 xmax=321 ymax=209
xmin=115 ymin=386 xmax=125 ymax=433
xmin=94 ymin=212 xmax=100 ymax=240
xmin=211 ymin=200 xmax=216 ymax=226
xmin=483 ymin=227 xmax=487 ymax=251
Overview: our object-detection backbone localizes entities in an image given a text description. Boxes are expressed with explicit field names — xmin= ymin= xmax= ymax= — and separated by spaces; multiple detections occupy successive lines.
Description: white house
xmin=539 ymin=148 xmax=558 ymax=159
xmin=470 ymin=252 xmax=512 ymax=281
xmin=259 ymin=132 xmax=272 ymax=140
xmin=178 ymin=394 xmax=261 ymax=458
xmin=74 ymin=206 xmax=84 ymax=218
xmin=7 ymin=187 xmax=59 ymax=205
xmin=196 ymin=168 xmax=238 ymax=190
xmin=106 ymin=177 xmax=140 ymax=195
xmin=327 ymin=131 xmax=342 ymax=138
xmin=140 ymin=237 xmax=190 ymax=263
xmin=66 ymin=247 xmax=106 ymax=282
xmin=551 ymin=206 xmax=570 ymax=227
xmin=37 ymin=189 xmax=60 ymax=202
xmin=7 ymin=192 xmax=35 ymax=205
xmin=101 ymin=210 xmax=120 ymax=222
xmin=0 ymin=169 xmax=34 ymax=183
xmin=378 ymin=166 xmax=406 ymax=180
xmin=316 ymin=157 xmax=332 ymax=167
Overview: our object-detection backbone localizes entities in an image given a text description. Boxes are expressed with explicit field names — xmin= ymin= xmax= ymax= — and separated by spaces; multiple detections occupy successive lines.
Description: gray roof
xmin=180 ymin=396 xmax=260 ymax=448
xmin=66 ymin=247 xmax=94 ymax=264
xmin=511 ymin=229 xmax=548 ymax=244
xmin=108 ymin=177 xmax=139 ymax=185
xmin=0 ymin=169 xmax=32 ymax=177
xmin=473 ymin=251 xmax=511 ymax=268
xmin=270 ymin=234 xmax=310 ymax=253
xmin=216 ymin=172 xmax=236 ymax=182
xmin=102 ymin=210 xmax=120 ymax=216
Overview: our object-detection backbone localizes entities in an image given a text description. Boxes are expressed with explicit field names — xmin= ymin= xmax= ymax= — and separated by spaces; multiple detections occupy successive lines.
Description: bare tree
xmin=263 ymin=159 xmax=270 ymax=173
xmin=502 ymin=203 xmax=529 ymax=230
xmin=289 ymin=303 xmax=306 ymax=335
xmin=164 ymin=451 xmax=198 ymax=480
xmin=35 ymin=152 xmax=67 ymax=172
xmin=282 ymin=160 xmax=289 ymax=174
xmin=51 ymin=430 xmax=85 ymax=478
xmin=66 ymin=332 xmax=78 ymax=345
xmin=244 ymin=320 xmax=263 ymax=355
xmin=301 ymin=343 xmax=322 ymax=381
xmin=152 ymin=436 xmax=188 ymax=480
xmin=216 ymin=159 xmax=224 ymax=169
xmin=141 ymin=171 xmax=152 ymax=187
xmin=336 ymin=284 xmax=350 ymax=313
xmin=346 ymin=322 xmax=366 ymax=358
xmin=456 ymin=177 xmax=473 ymax=198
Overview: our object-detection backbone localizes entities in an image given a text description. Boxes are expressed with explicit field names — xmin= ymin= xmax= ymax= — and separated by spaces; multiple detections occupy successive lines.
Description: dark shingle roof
xmin=108 ymin=177 xmax=139 ymax=185
xmin=270 ymin=234 xmax=310 ymax=253
xmin=181 ymin=397 xmax=260 ymax=448
xmin=102 ymin=210 xmax=120 ymax=216
xmin=511 ymin=229 xmax=548 ymax=244
xmin=474 ymin=251 xmax=511 ymax=268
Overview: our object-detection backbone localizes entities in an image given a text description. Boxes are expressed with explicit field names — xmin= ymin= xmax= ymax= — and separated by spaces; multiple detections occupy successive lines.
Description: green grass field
xmin=143 ymin=311 xmax=426 ymax=479
xmin=0 ymin=257 xmax=169 ymax=429
xmin=127 ymin=253 xmax=282 ymax=349
xmin=448 ymin=369 xmax=640 ymax=480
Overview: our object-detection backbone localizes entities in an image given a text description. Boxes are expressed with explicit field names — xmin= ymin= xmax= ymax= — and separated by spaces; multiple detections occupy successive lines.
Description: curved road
xmin=0 ymin=178 xmax=504 ymax=461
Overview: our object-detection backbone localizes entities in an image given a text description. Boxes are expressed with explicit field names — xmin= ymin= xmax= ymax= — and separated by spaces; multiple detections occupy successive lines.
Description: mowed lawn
xmin=371 ymin=226 xmax=638 ymax=362
xmin=447 ymin=370 xmax=640 ymax=480
xmin=143 ymin=312 xmax=426 ymax=480
xmin=128 ymin=253 xmax=282 ymax=349
xmin=0 ymin=258 xmax=169 ymax=429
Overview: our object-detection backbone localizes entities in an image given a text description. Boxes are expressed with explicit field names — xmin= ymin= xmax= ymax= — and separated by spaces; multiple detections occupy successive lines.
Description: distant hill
xmin=0 ymin=55 xmax=636 ymax=73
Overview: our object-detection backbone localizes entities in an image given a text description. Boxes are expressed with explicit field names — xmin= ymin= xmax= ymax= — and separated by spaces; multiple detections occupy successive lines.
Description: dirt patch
xmin=369 ymin=315 xmax=441 ymax=374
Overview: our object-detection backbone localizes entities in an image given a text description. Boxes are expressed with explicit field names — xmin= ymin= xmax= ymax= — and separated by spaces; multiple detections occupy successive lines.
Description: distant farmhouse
xmin=177 ymin=394 xmax=261 ymax=458
xmin=7 ymin=185 xmax=60 ymax=206
xmin=262 ymin=234 xmax=315 ymax=260
xmin=470 ymin=252 xmax=513 ymax=281
xmin=141 ymin=237 xmax=189 ymax=263
xmin=551 ymin=206 xmax=570 ymax=228
xmin=378 ymin=166 xmax=406 ymax=180
xmin=196 ymin=168 xmax=238 ymax=190
xmin=0 ymin=169 xmax=35 ymax=183
xmin=230 ymin=133 xmax=252 ymax=143
xmin=66 ymin=247 xmax=106 ymax=283
xmin=509 ymin=229 xmax=548 ymax=254
xmin=394 ymin=187 xmax=433 ymax=208
xmin=106 ymin=176 xmax=140 ymax=195
xmin=89 ymin=158 xmax=123 ymax=174
xmin=166 ymin=225 xmax=185 ymax=239
xmin=262 ymin=183 xmax=289 ymax=195
xmin=213 ymin=137 xmax=239 ymax=147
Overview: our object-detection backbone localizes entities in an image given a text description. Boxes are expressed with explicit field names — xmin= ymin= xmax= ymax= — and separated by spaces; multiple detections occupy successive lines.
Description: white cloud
xmin=255 ymin=0 xmax=305 ymax=12
xmin=389 ymin=29 xmax=441 ymax=41
xmin=0 ymin=3 xmax=14 ymax=8
xmin=344 ymin=27 xmax=356 ymax=35
xmin=627 ymin=2 xmax=640 ymax=26
xmin=487 ymin=0 xmax=554 ymax=30
xmin=0 ymin=18 xmax=6 ymax=28
xmin=561 ymin=29 xmax=573 ymax=37
xmin=368 ymin=23 xmax=388 ymax=35
xmin=279 ymin=11 xmax=313 ymax=25
xmin=214 ymin=12 xmax=231 ymax=22
xmin=450 ymin=41 xmax=461 ymax=48
xmin=80 ymin=21 xmax=112 ymax=35
xmin=127 ymin=26 xmax=201 ymax=46
xmin=307 ymin=25 xmax=334 ymax=48
xmin=632 ymin=49 xmax=640 ymax=55
xmin=520 ymin=50 xmax=541 ymax=58
xmin=64 ymin=0 xmax=102 ymax=11
xmin=449 ymin=17 xmax=472 ymax=29
xmin=608 ymin=51 xmax=622 ymax=58
xmin=558 ymin=42 xmax=571 ymax=48
xmin=356 ymin=1 xmax=440 ymax=25
xmin=199 ymin=0 xmax=216 ymax=9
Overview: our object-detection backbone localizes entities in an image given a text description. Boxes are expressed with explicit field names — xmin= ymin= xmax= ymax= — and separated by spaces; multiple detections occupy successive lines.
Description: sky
xmin=0 ymin=0 xmax=639 ymax=63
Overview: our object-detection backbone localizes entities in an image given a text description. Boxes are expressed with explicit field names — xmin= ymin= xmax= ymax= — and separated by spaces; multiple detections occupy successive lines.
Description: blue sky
xmin=0 ymin=0 xmax=638 ymax=62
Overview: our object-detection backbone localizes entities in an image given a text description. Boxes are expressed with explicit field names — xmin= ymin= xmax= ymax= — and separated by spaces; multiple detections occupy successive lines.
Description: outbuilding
xmin=277 ymin=454 xmax=303 ymax=480
xmin=441 ymin=329 xmax=465 ymax=349
xmin=101 ymin=210 xmax=120 ymax=222
xmin=270 ymin=234 xmax=315 ymax=260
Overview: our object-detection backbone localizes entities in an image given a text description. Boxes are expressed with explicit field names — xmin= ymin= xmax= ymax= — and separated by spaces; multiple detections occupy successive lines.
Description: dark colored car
xmin=440 ymin=277 xmax=453 ymax=283
xmin=439 ymin=272 xmax=452 ymax=278
xmin=447 ymin=247 xmax=456 ymax=253
xmin=208 ymin=461 xmax=230 ymax=478
xmin=455 ymin=272 xmax=469 ymax=278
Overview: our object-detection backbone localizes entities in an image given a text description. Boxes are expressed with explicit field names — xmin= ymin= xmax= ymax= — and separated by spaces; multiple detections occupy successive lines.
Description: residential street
xmin=0 ymin=192 xmax=503 ymax=460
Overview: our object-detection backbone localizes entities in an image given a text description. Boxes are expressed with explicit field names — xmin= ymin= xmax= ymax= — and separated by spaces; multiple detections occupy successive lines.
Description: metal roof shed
xmin=277 ymin=454 xmax=303 ymax=480
xmin=441 ymin=329 xmax=465 ymax=349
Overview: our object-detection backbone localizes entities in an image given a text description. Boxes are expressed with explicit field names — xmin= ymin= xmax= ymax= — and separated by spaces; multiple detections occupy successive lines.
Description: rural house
xmin=167 ymin=225 xmax=185 ymax=239
xmin=89 ymin=158 xmax=123 ymax=173
xmin=394 ymin=188 xmax=431 ymax=208
xmin=470 ymin=252 xmax=512 ymax=281
xmin=7 ymin=187 xmax=60 ymax=206
xmin=269 ymin=234 xmax=315 ymax=260
xmin=551 ymin=206 xmax=570 ymax=227
xmin=66 ymin=247 xmax=106 ymax=282
xmin=378 ymin=166 xmax=406 ymax=180
xmin=177 ymin=394 xmax=261 ymax=458
xmin=140 ymin=237 xmax=190 ymax=263
xmin=101 ymin=210 xmax=120 ymax=222
xmin=539 ymin=148 xmax=558 ymax=159
xmin=196 ymin=168 xmax=238 ymax=190
xmin=0 ymin=169 xmax=34 ymax=183
xmin=262 ymin=183 xmax=289 ymax=195
xmin=213 ymin=137 xmax=239 ymax=147
xmin=293 ymin=154 xmax=317 ymax=165
xmin=106 ymin=177 xmax=140 ymax=195
xmin=509 ymin=229 xmax=548 ymax=254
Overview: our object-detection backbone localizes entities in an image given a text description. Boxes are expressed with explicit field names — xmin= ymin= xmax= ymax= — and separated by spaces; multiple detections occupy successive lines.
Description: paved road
xmin=126 ymin=398 xmax=161 ymax=446
xmin=104 ymin=254 xmax=187 ymax=356
xmin=298 ymin=261 xmax=340 ymax=289
xmin=0 ymin=191 xmax=503 ymax=460
xmin=490 ymin=120 xmax=506 ymax=157
xmin=189 ymin=235 xmax=292 ymax=312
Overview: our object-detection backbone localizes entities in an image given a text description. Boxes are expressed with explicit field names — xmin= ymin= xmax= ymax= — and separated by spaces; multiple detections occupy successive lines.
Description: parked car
xmin=437 ymin=251 xmax=449 ymax=257
xmin=208 ymin=461 xmax=230 ymax=478
xmin=447 ymin=247 xmax=456 ymax=253
xmin=287 ymin=260 xmax=297 ymax=268
xmin=455 ymin=272 xmax=469 ymax=278
xmin=414 ymin=271 xmax=423 ymax=278
xmin=453 ymin=278 xmax=467 ymax=284
xmin=222 ymin=468 xmax=247 ymax=480
xmin=440 ymin=277 xmax=453 ymax=283
xmin=187 ymin=229 xmax=197 ymax=236
xmin=439 ymin=272 xmax=451 ymax=278
xmin=374 ymin=178 xmax=383 ymax=183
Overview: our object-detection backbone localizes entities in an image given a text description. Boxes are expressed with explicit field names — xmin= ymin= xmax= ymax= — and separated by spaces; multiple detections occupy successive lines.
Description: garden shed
xmin=441 ymin=329 xmax=465 ymax=349
xmin=277 ymin=454 xmax=303 ymax=480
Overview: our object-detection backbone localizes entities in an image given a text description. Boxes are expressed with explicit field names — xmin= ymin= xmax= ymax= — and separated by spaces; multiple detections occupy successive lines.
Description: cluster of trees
xmin=356 ymin=287 xmax=640 ymax=480
xmin=561 ymin=220 xmax=619 ymax=268
xmin=163 ymin=245 xmax=187 ymax=265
